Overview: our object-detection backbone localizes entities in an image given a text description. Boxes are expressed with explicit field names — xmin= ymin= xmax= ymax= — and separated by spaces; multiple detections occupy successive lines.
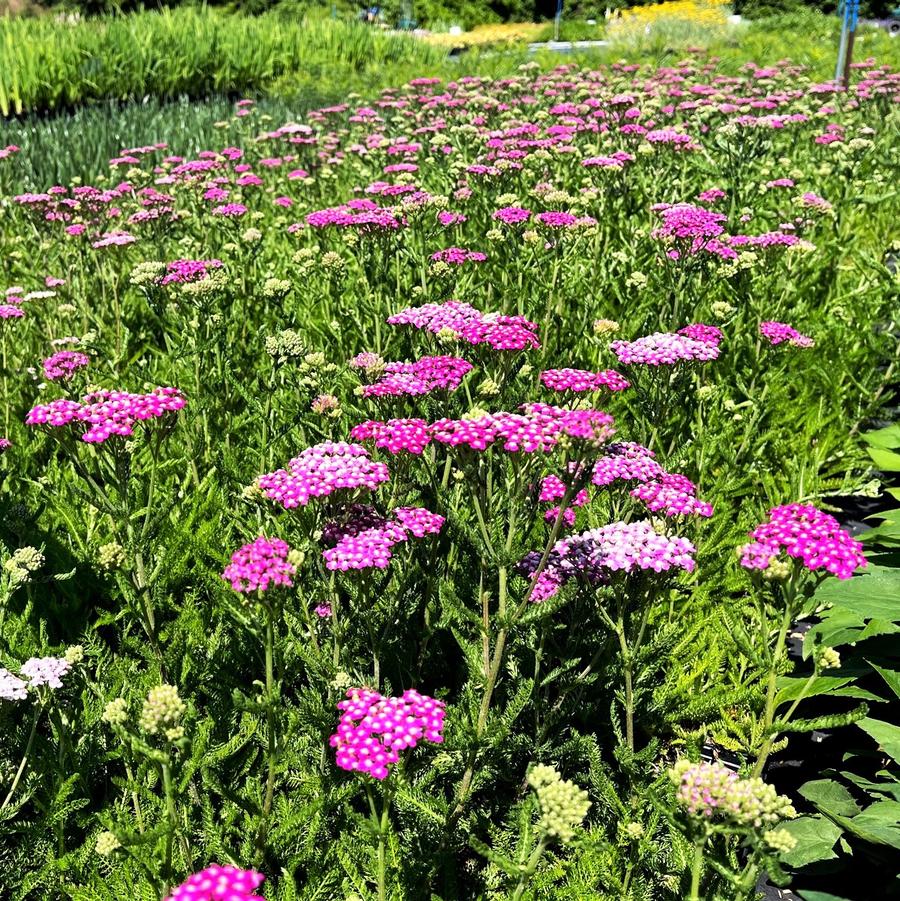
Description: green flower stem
xmin=753 ymin=587 xmax=796 ymax=777
xmin=161 ymin=760 xmax=177 ymax=893
xmin=511 ymin=836 xmax=548 ymax=901
xmin=255 ymin=603 xmax=278 ymax=860
xmin=448 ymin=483 xmax=577 ymax=828
xmin=1 ymin=703 xmax=41 ymax=811
xmin=689 ymin=837 xmax=706 ymax=901
xmin=366 ymin=782 xmax=391 ymax=901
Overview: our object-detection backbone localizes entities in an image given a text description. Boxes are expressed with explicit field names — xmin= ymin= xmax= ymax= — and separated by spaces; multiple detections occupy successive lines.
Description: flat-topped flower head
xmin=541 ymin=368 xmax=630 ymax=393
xmin=387 ymin=300 xmax=540 ymax=351
xmin=1 ymin=668 xmax=28 ymax=702
xmin=256 ymin=441 xmax=390 ymax=508
xmin=361 ymin=355 xmax=472 ymax=398
xmin=631 ymin=473 xmax=713 ymax=518
xmin=352 ymin=406 xmax=614 ymax=456
xmin=521 ymin=520 xmax=696 ymax=601
xmin=678 ymin=323 xmax=723 ymax=347
xmin=159 ymin=258 xmax=223 ymax=285
xmin=26 ymin=387 xmax=186 ymax=443
xmin=222 ymin=536 xmax=296 ymax=594
xmin=759 ymin=321 xmax=814 ymax=348
xmin=20 ymin=656 xmax=71 ymax=689
xmin=165 ymin=864 xmax=265 ymax=901
xmin=670 ymin=759 xmax=796 ymax=828
xmin=321 ymin=505 xmax=444 ymax=571
xmin=592 ymin=442 xmax=663 ymax=487
xmin=330 ymin=687 xmax=445 ymax=780
xmin=610 ymin=332 xmax=720 ymax=366
xmin=430 ymin=247 xmax=487 ymax=265
xmin=43 ymin=350 xmax=90 ymax=381
xmin=739 ymin=503 xmax=865 ymax=580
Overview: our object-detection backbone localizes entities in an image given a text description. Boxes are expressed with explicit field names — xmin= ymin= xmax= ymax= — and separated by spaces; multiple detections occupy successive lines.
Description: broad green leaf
xmin=871 ymin=663 xmax=900 ymax=701
xmin=832 ymin=801 xmax=900 ymax=849
xmin=857 ymin=717 xmax=900 ymax=764
xmin=775 ymin=676 xmax=853 ymax=706
xmin=814 ymin=568 xmax=900 ymax=623
xmin=779 ymin=815 xmax=842 ymax=868
xmin=859 ymin=515 xmax=900 ymax=545
xmin=799 ymin=779 xmax=860 ymax=817
xmin=861 ymin=424 xmax=900 ymax=449
xmin=867 ymin=447 xmax=900 ymax=471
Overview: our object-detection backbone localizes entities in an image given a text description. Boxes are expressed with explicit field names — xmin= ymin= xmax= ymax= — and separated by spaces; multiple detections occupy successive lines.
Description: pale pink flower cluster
xmin=164 ymin=864 xmax=265 ymax=901
xmin=322 ymin=505 xmax=444 ymax=571
xmin=610 ymin=332 xmax=720 ymax=366
xmin=20 ymin=656 xmax=71 ymax=689
xmin=739 ymin=503 xmax=865 ymax=580
xmin=540 ymin=368 xmax=630 ymax=393
xmin=42 ymin=350 xmax=90 ymax=381
xmin=387 ymin=300 xmax=540 ymax=351
xmin=222 ymin=536 xmax=296 ymax=594
xmin=330 ymin=687 xmax=446 ymax=779
xmin=362 ymin=356 xmax=472 ymax=398
xmin=521 ymin=520 xmax=696 ymax=601
xmin=256 ymin=442 xmax=390 ymax=509
xmin=352 ymin=405 xmax=614 ymax=455
xmin=759 ymin=321 xmax=814 ymax=348
xmin=26 ymin=387 xmax=186 ymax=443
xmin=0 ymin=668 xmax=29 ymax=702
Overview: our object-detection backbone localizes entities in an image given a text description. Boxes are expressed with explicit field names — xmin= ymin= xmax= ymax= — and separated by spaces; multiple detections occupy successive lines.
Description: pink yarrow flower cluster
xmin=610 ymin=332 xmax=720 ymax=365
xmin=1 ymin=668 xmax=29 ymax=702
xmin=678 ymin=323 xmax=723 ymax=347
xmin=521 ymin=520 xmax=696 ymax=601
xmin=164 ymin=864 xmax=265 ymax=901
xmin=256 ymin=442 xmax=390 ymax=508
xmin=361 ymin=355 xmax=472 ymax=398
xmin=26 ymin=387 xmax=186 ymax=443
xmin=759 ymin=321 xmax=814 ymax=348
xmin=739 ymin=503 xmax=865 ymax=580
xmin=20 ymin=656 xmax=71 ymax=689
xmin=222 ymin=536 xmax=296 ymax=594
xmin=431 ymin=247 xmax=487 ymax=265
xmin=42 ymin=350 xmax=90 ymax=381
xmin=322 ymin=505 xmax=444 ymax=571
xmin=630 ymin=473 xmax=713 ymax=518
xmin=351 ymin=404 xmax=614 ymax=456
xmin=540 ymin=368 xmax=630 ymax=393
xmin=387 ymin=300 xmax=540 ymax=352
xmin=159 ymin=259 xmax=223 ymax=285
xmin=330 ymin=687 xmax=445 ymax=779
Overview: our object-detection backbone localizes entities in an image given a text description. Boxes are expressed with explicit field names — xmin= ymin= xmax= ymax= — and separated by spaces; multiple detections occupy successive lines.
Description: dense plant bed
xmin=1 ymin=57 xmax=899 ymax=899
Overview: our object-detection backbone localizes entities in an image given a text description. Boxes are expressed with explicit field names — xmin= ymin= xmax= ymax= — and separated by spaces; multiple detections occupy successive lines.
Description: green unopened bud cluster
xmin=4 ymin=546 xmax=44 ymax=584
xmin=265 ymin=328 xmax=306 ymax=362
xmin=139 ymin=684 xmax=186 ymax=741
xmin=97 ymin=541 xmax=125 ymax=571
xmin=527 ymin=764 xmax=591 ymax=844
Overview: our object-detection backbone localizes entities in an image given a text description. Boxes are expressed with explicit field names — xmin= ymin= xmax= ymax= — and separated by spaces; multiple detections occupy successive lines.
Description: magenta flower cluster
xmin=164 ymin=864 xmax=265 ymax=901
xmin=631 ymin=473 xmax=713 ymax=518
xmin=739 ymin=503 xmax=865 ymax=580
xmin=351 ymin=404 xmax=614 ymax=455
xmin=305 ymin=199 xmax=404 ymax=232
xmin=256 ymin=442 xmax=390 ymax=508
xmin=540 ymin=368 xmax=631 ymax=393
xmin=361 ymin=355 xmax=472 ymax=398
xmin=159 ymin=258 xmax=223 ymax=285
xmin=322 ymin=505 xmax=444 ymax=571
xmin=222 ymin=536 xmax=296 ymax=594
xmin=430 ymin=247 xmax=487 ymax=265
xmin=677 ymin=323 xmax=723 ymax=347
xmin=759 ymin=321 xmax=814 ymax=348
xmin=42 ymin=350 xmax=90 ymax=381
xmin=387 ymin=300 xmax=540 ymax=352
xmin=610 ymin=331 xmax=720 ymax=366
xmin=330 ymin=687 xmax=446 ymax=780
xmin=26 ymin=387 xmax=186 ymax=443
